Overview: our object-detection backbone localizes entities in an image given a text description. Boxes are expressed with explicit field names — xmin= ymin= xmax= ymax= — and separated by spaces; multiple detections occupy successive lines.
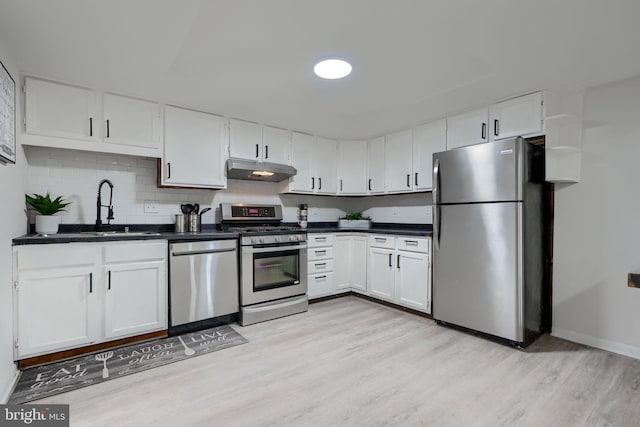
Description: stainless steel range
xmin=220 ymin=203 xmax=308 ymax=326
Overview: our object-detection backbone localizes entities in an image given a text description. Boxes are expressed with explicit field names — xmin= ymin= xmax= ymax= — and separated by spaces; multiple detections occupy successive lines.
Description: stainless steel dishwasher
xmin=169 ymin=240 xmax=239 ymax=335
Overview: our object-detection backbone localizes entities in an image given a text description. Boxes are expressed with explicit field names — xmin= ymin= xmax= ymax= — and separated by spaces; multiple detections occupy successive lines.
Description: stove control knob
xmin=259 ymin=237 xmax=265 ymax=244
xmin=274 ymin=236 xmax=281 ymax=243
xmin=289 ymin=235 xmax=295 ymax=241
xmin=251 ymin=237 xmax=258 ymax=244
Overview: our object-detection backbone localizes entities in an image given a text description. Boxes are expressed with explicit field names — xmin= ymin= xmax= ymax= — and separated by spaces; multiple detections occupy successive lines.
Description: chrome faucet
xmin=96 ymin=179 xmax=115 ymax=231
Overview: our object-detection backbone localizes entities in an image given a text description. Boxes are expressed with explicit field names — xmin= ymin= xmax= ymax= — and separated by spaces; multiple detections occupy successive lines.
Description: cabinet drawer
xmin=16 ymin=244 xmax=98 ymax=270
xmin=308 ymin=259 xmax=334 ymax=275
xmin=308 ymin=246 xmax=333 ymax=261
xmin=308 ymin=234 xmax=335 ymax=247
xmin=308 ymin=272 xmax=335 ymax=297
xmin=368 ymin=235 xmax=395 ymax=249
xmin=104 ymin=241 xmax=167 ymax=263
xmin=396 ymin=237 xmax=430 ymax=253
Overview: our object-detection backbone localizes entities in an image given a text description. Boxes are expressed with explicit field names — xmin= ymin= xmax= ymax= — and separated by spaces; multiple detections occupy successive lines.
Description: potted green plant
xmin=25 ymin=193 xmax=71 ymax=235
xmin=338 ymin=212 xmax=371 ymax=230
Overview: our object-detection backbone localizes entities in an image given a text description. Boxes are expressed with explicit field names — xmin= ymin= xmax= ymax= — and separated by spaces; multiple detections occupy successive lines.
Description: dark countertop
xmin=305 ymin=227 xmax=432 ymax=237
xmin=13 ymin=222 xmax=432 ymax=245
xmin=12 ymin=230 xmax=239 ymax=246
xmin=305 ymin=222 xmax=432 ymax=237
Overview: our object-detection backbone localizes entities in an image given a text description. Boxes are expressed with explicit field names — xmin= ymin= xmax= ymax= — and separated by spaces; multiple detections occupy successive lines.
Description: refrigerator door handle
xmin=433 ymin=158 xmax=440 ymax=205
xmin=433 ymin=205 xmax=441 ymax=250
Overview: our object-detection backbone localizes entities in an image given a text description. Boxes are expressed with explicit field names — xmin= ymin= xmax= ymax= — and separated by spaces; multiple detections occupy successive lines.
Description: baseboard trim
xmin=1 ymin=369 xmax=19 ymax=404
xmin=310 ymin=291 xmax=432 ymax=319
xmin=552 ymin=327 xmax=640 ymax=360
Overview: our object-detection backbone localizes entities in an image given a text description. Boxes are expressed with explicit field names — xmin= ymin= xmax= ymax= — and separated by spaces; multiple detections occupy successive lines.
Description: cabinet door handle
xmin=89 ymin=273 xmax=93 ymax=293
xmin=318 ymin=177 xmax=322 ymax=190
xmin=415 ymin=172 xmax=418 ymax=187
xmin=388 ymin=253 xmax=392 ymax=267
xmin=340 ymin=179 xmax=343 ymax=192
xmin=368 ymin=179 xmax=372 ymax=191
xmin=167 ymin=162 xmax=171 ymax=179
xmin=89 ymin=117 xmax=93 ymax=137
xmin=255 ymin=143 xmax=259 ymax=158
xmin=494 ymin=119 xmax=499 ymax=136
xmin=311 ymin=177 xmax=315 ymax=190
xmin=406 ymin=174 xmax=410 ymax=188
xmin=481 ymin=122 xmax=487 ymax=140
xmin=265 ymin=145 xmax=269 ymax=159
xmin=106 ymin=119 xmax=110 ymax=138
xmin=108 ymin=270 xmax=111 ymax=290
xmin=397 ymin=254 xmax=400 ymax=269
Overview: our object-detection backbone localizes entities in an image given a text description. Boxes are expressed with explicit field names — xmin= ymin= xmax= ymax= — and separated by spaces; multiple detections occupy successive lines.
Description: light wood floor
xmin=36 ymin=297 xmax=640 ymax=426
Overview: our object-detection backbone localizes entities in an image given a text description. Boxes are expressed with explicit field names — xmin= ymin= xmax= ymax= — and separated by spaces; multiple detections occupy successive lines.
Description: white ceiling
xmin=1 ymin=0 xmax=640 ymax=139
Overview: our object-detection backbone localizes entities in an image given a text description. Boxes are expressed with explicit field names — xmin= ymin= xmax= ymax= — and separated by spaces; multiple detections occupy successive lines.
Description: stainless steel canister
xmin=174 ymin=214 xmax=189 ymax=233
xmin=189 ymin=213 xmax=201 ymax=232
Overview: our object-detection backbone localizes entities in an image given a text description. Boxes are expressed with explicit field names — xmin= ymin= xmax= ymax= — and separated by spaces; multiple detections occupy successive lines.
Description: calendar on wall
xmin=0 ymin=59 xmax=16 ymax=164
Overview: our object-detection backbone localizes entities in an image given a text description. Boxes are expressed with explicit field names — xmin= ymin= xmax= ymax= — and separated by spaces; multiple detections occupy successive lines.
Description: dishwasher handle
xmin=171 ymin=248 xmax=237 ymax=257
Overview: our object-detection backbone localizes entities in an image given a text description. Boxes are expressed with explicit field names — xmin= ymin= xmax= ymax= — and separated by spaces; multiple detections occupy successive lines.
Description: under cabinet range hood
xmin=226 ymin=158 xmax=297 ymax=182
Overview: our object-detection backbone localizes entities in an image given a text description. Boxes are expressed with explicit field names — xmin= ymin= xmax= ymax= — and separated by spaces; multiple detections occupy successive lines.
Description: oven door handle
xmin=244 ymin=243 xmax=307 ymax=253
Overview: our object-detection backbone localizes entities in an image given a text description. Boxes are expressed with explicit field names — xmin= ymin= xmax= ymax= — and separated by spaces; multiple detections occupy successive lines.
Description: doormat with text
xmin=9 ymin=324 xmax=248 ymax=404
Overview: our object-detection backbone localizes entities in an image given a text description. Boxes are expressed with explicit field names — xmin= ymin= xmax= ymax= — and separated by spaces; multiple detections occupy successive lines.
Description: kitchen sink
xmin=36 ymin=231 xmax=162 ymax=238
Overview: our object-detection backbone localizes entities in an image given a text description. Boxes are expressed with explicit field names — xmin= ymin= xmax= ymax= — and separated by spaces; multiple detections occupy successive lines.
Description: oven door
xmin=241 ymin=243 xmax=308 ymax=306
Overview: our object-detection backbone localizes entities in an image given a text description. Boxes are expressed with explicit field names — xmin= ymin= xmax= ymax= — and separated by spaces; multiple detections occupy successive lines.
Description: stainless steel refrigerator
xmin=432 ymin=137 xmax=545 ymax=346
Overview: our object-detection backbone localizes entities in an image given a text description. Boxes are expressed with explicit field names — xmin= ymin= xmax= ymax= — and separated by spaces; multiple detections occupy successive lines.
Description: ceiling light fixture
xmin=314 ymin=58 xmax=352 ymax=79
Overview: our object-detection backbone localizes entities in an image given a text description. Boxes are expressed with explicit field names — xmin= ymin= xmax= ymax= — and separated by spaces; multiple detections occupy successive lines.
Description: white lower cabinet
xmin=334 ymin=234 xmax=367 ymax=293
xmin=13 ymin=241 xmax=168 ymax=359
xmin=367 ymin=235 xmax=432 ymax=314
xmin=367 ymin=247 xmax=395 ymax=301
xmin=16 ymin=265 xmax=100 ymax=358
xmin=307 ymin=234 xmax=335 ymax=298
xmin=307 ymin=233 xmax=430 ymax=315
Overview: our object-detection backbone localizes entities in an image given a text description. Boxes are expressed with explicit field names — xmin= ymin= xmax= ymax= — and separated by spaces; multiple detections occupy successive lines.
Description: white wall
xmin=552 ymin=75 xmax=640 ymax=358
xmin=0 ymin=39 xmax=23 ymax=402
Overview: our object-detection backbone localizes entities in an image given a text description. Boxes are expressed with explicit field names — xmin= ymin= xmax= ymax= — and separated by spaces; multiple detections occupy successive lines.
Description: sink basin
xmin=36 ymin=231 xmax=162 ymax=238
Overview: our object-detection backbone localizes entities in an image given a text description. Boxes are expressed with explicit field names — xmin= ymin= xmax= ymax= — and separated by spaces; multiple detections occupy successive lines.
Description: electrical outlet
xmin=144 ymin=200 xmax=159 ymax=213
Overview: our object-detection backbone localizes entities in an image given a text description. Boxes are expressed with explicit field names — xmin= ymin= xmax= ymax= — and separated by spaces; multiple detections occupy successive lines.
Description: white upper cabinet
xmin=229 ymin=118 xmax=262 ymax=160
xmin=446 ymin=107 xmax=489 ymax=149
xmin=229 ymin=120 xmax=291 ymax=164
xmin=384 ymin=129 xmax=413 ymax=193
xmin=337 ymin=140 xmax=367 ymax=195
xmin=490 ymin=92 xmax=544 ymax=141
xmin=367 ymin=137 xmax=385 ymax=194
xmin=289 ymin=131 xmax=314 ymax=193
xmin=162 ymin=105 xmax=227 ymax=189
xmin=314 ymin=137 xmax=337 ymax=194
xmin=262 ymin=125 xmax=290 ymax=164
xmin=288 ymin=134 xmax=336 ymax=194
xmin=412 ymin=119 xmax=446 ymax=191
xmin=25 ymin=77 xmax=99 ymax=142
xmin=103 ymin=93 xmax=161 ymax=149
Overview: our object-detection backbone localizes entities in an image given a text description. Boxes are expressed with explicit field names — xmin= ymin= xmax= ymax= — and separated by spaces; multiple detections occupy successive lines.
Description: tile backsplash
xmin=24 ymin=146 xmax=432 ymax=226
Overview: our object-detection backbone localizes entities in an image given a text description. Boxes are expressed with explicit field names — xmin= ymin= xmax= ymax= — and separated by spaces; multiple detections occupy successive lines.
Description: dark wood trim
xmin=310 ymin=291 xmax=433 ymax=319
xmin=18 ymin=330 xmax=168 ymax=369
xmin=155 ymin=159 xmax=222 ymax=191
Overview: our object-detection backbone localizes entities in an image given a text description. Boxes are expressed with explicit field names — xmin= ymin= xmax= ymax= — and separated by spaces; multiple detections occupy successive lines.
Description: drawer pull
xmin=315 ymin=250 xmax=326 ymax=255
xmin=375 ymin=238 xmax=387 ymax=242
xmin=315 ymin=263 xmax=327 ymax=267
xmin=404 ymin=240 xmax=419 ymax=246
xmin=315 ymin=275 xmax=327 ymax=280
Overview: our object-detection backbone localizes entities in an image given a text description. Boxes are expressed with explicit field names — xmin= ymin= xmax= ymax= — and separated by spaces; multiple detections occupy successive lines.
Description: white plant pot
xmin=35 ymin=215 xmax=61 ymax=235
xmin=338 ymin=219 xmax=371 ymax=230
